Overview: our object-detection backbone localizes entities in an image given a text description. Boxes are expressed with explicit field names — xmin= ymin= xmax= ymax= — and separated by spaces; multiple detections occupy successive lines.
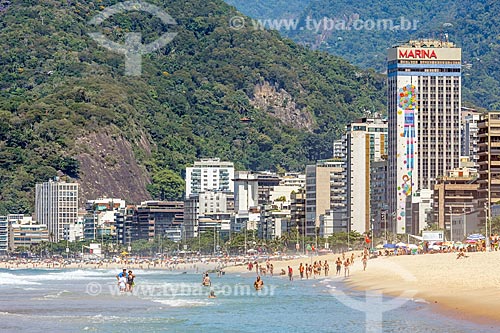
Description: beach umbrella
xmin=246 ymin=249 xmax=257 ymax=254
xmin=467 ymin=234 xmax=485 ymax=240
xmin=431 ymin=245 xmax=441 ymax=250
xmin=408 ymin=244 xmax=418 ymax=249
xmin=395 ymin=242 xmax=407 ymax=248
xmin=375 ymin=244 xmax=384 ymax=249
xmin=383 ymin=243 xmax=396 ymax=249
xmin=465 ymin=239 xmax=477 ymax=244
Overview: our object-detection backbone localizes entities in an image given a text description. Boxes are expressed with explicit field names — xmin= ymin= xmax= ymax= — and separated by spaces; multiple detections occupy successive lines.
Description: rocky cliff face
xmin=74 ymin=129 xmax=152 ymax=205
xmin=250 ymin=81 xmax=314 ymax=131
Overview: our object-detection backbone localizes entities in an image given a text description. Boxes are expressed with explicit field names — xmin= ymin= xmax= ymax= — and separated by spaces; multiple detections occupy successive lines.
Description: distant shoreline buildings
xmin=2 ymin=39 xmax=500 ymax=255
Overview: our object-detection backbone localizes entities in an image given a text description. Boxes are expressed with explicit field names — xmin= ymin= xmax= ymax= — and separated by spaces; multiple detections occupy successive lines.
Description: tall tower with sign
xmin=387 ymin=40 xmax=461 ymax=234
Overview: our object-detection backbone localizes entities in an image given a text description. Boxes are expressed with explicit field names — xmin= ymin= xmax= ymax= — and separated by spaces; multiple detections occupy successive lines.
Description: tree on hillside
xmin=147 ymin=169 xmax=185 ymax=201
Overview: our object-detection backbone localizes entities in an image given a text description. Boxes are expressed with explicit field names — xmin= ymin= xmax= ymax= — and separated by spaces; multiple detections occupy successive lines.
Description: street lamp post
xmin=213 ymin=225 xmax=216 ymax=256
xmin=296 ymin=225 xmax=299 ymax=253
xmin=302 ymin=217 xmax=305 ymax=255
xmin=450 ymin=205 xmax=453 ymax=242
xmin=244 ymin=219 xmax=247 ymax=255
xmin=463 ymin=203 xmax=467 ymax=238
xmin=484 ymin=202 xmax=490 ymax=251
xmin=347 ymin=223 xmax=350 ymax=252
xmin=371 ymin=219 xmax=374 ymax=252
xmin=314 ymin=222 xmax=318 ymax=251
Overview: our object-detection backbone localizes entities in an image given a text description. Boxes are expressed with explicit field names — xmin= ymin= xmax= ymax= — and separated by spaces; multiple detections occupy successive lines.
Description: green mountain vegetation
xmin=0 ymin=0 xmax=385 ymax=214
xmin=226 ymin=0 xmax=500 ymax=110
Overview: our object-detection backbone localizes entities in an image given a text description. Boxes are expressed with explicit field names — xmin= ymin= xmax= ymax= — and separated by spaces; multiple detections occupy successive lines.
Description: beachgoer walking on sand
xmin=299 ymin=263 xmax=304 ymax=279
xmin=324 ymin=260 xmax=329 ymax=276
xmin=305 ymin=263 xmax=309 ymax=279
xmin=362 ymin=255 xmax=367 ymax=271
xmin=344 ymin=258 xmax=350 ymax=277
xmin=335 ymin=258 xmax=342 ymax=276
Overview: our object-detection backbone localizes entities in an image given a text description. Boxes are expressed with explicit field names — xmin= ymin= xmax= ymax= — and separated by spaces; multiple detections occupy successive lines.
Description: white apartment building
xmin=346 ymin=118 xmax=387 ymax=234
xmin=35 ymin=178 xmax=79 ymax=242
xmin=461 ymin=111 xmax=481 ymax=167
xmin=305 ymin=160 xmax=345 ymax=237
xmin=185 ymin=158 xmax=234 ymax=198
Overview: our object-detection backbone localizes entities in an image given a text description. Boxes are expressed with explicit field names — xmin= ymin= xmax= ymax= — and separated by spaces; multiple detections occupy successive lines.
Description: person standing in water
xmin=118 ymin=273 xmax=127 ymax=292
xmin=202 ymin=273 xmax=211 ymax=286
xmin=127 ymin=270 xmax=135 ymax=292
xmin=288 ymin=266 xmax=293 ymax=281
xmin=254 ymin=276 xmax=264 ymax=290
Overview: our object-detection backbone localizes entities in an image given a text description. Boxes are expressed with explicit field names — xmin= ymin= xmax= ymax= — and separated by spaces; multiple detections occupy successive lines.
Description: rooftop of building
xmin=393 ymin=39 xmax=457 ymax=49
xmin=348 ymin=117 xmax=388 ymax=127
xmin=190 ymin=158 xmax=234 ymax=167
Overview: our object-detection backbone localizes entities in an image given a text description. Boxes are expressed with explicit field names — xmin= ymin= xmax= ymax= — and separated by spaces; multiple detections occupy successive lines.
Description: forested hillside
xmin=227 ymin=0 xmax=500 ymax=109
xmin=0 ymin=0 xmax=385 ymax=214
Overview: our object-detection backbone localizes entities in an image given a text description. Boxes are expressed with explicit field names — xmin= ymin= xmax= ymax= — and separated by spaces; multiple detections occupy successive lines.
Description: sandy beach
xmin=343 ymin=251 xmax=500 ymax=324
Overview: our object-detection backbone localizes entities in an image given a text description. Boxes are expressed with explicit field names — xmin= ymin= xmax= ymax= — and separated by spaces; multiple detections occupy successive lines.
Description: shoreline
xmin=4 ymin=251 xmax=499 ymax=326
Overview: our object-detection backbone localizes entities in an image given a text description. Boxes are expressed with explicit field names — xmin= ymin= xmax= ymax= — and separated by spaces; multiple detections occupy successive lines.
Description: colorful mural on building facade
xmin=397 ymin=84 xmax=417 ymax=222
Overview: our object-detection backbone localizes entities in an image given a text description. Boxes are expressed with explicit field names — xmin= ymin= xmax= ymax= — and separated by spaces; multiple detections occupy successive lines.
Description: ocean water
xmin=0 ymin=268 xmax=496 ymax=332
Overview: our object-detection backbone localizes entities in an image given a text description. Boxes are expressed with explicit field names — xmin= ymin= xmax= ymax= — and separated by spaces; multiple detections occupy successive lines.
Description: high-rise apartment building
xmin=333 ymin=135 xmax=347 ymax=159
xmin=346 ymin=117 xmax=387 ymax=234
xmin=35 ymin=178 xmax=79 ymax=242
xmin=131 ymin=201 xmax=184 ymax=242
xmin=388 ymin=40 xmax=461 ymax=234
xmin=370 ymin=158 xmax=388 ymax=236
xmin=478 ymin=112 xmax=500 ymax=224
xmin=461 ymin=109 xmax=481 ymax=167
xmin=0 ymin=216 xmax=9 ymax=254
xmin=305 ymin=160 xmax=344 ymax=236
xmin=185 ymin=158 xmax=234 ymax=198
